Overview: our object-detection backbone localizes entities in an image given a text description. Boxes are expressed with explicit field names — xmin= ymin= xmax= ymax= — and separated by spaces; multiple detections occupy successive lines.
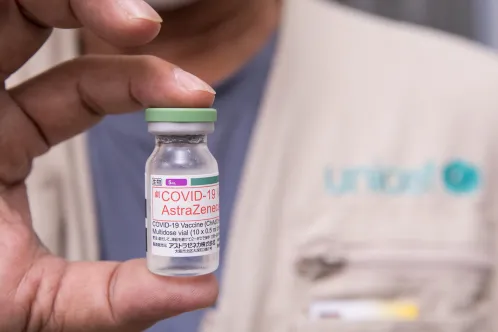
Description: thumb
xmin=57 ymin=259 xmax=218 ymax=331
xmin=110 ymin=260 xmax=218 ymax=325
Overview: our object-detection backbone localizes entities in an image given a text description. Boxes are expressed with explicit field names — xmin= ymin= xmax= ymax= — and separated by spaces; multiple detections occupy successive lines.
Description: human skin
xmin=0 ymin=0 xmax=220 ymax=331
xmin=81 ymin=0 xmax=282 ymax=84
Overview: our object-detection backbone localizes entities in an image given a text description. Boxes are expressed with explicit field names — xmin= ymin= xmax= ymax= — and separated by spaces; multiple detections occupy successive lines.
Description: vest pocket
xmin=290 ymin=218 xmax=493 ymax=332
xmin=291 ymin=246 xmax=492 ymax=332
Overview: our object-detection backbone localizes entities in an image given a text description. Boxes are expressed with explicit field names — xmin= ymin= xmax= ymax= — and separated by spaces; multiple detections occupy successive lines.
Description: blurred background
xmin=338 ymin=0 xmax=498 ymax=48
xmin=9 ymin=1 xmax=498 ymax=331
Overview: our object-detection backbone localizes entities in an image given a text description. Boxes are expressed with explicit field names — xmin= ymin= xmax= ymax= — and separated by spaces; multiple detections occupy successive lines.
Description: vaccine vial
xmin=145 ymin=108 xmax=220 ymax=276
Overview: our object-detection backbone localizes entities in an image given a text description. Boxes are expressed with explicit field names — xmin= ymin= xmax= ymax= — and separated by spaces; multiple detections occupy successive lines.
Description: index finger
xmin=18 ymin=0 xmax=163 ymax=45
xmin=2 ymin=55 xmax=215 ymax=186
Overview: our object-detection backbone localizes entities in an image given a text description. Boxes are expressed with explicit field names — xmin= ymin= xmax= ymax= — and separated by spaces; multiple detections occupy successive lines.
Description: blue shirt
xmin=87 ymin=33 xmax=277 ymax=331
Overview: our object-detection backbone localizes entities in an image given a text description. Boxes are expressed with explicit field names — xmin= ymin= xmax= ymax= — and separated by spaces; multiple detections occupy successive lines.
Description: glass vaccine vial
xmin=145 ymin=108 xmax=220 ymax=276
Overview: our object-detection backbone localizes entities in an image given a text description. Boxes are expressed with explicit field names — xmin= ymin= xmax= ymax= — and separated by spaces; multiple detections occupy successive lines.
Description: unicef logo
xmin=442 ymin=160 xmax=480 ymax=194
xmin=324 ymin=159 xmax=482 ymax=196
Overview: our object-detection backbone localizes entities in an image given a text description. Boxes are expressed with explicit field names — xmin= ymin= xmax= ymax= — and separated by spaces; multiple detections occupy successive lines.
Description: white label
xmin=149 ymin=174 xmax=220 ymax=257
xmin=309 ymin=300 xmax=419 ymax=321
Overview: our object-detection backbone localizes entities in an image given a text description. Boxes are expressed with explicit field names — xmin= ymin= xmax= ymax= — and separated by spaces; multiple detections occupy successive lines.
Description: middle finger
xmin=18 ymin=0 xmax=163 ymax=42
xmin=1 ymin=0 xmax=162 ymax=76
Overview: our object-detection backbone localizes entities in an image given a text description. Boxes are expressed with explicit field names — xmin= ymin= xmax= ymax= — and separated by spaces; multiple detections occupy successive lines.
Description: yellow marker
xmin=383 ymin=301 xmax=419 ymax=320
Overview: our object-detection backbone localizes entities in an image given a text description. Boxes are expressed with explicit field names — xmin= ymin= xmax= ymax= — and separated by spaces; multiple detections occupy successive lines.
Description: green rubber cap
xmin=145 ymin=108 xmax=217 ymax=123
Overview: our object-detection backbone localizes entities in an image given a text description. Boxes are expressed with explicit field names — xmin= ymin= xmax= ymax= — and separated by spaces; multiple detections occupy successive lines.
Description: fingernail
xmin=117 ymin=0 xmax=163 ymax=23
xmin=174 ymin=68 xmax=216 ymax=94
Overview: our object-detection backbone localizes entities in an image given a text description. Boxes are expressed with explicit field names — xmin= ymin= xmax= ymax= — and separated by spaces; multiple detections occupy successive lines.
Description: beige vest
xmin=9 ymin=1 xmax=498 ymax=331
xmin=206 ymin=1 xmax=498 ymax=331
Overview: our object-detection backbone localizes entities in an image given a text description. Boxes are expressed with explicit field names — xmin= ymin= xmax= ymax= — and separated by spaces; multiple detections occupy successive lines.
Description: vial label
xmin=149 ymin=174 xmax=220 ymax=257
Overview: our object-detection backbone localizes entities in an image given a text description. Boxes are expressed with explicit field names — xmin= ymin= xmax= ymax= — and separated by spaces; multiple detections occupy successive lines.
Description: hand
xmin=0 ymin=0 xmax=217 ymax=331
